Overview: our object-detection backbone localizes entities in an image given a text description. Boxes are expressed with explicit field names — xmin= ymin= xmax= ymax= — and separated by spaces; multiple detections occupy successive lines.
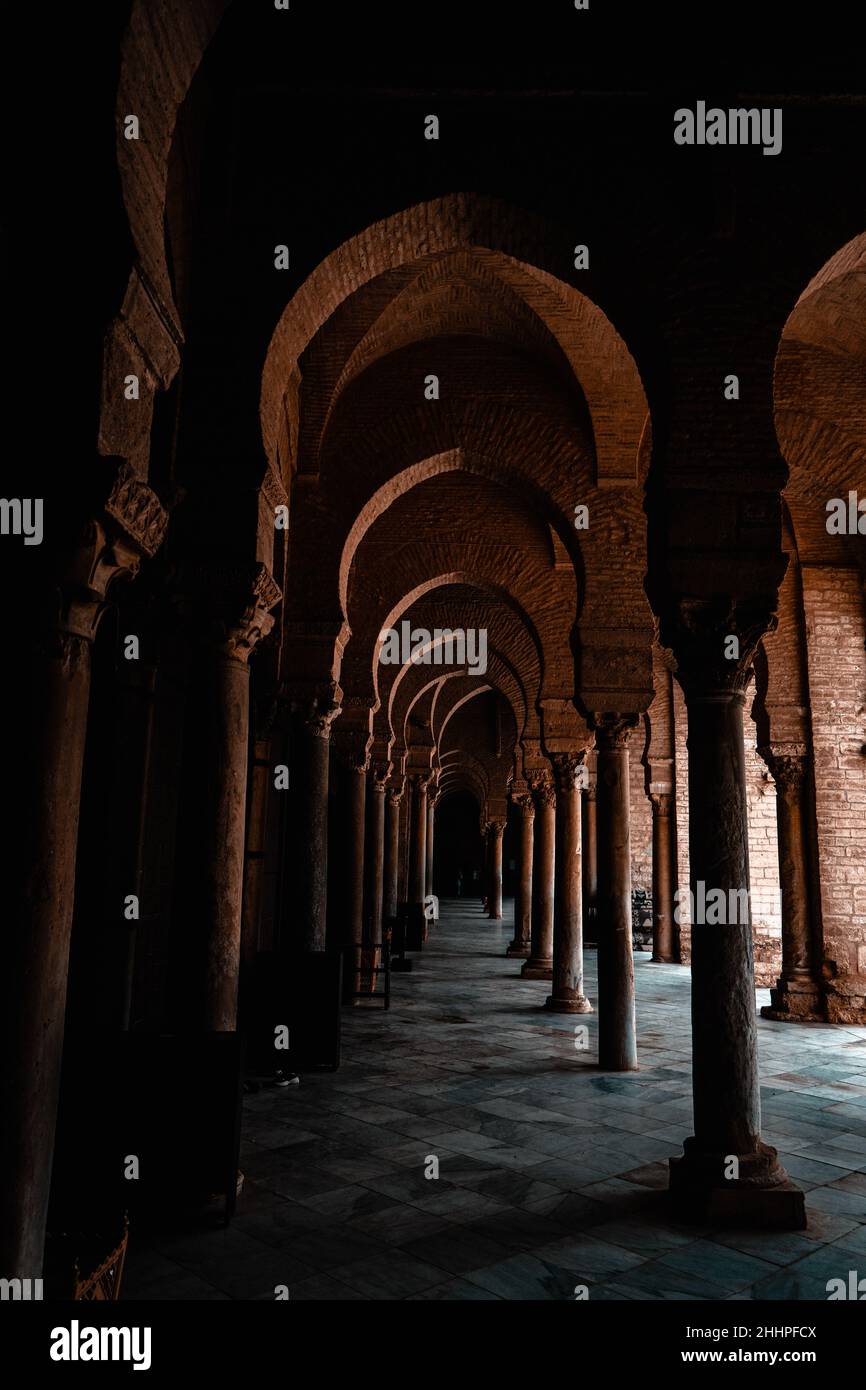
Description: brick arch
xmin=116 ymin=0 xmax=228 ymax=333
xmin=775 ymin=231 xmax=866 ymax=572
xmin=336 ymin=446 xmax=586 ymax=621
xmin=260 ymin=193 xmax=650 ymax=486
xmin=367 ymin=576 xmax=543 ymax=723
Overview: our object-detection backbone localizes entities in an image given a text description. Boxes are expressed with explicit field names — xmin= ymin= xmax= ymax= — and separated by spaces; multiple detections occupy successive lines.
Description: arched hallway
xmin=5 ymin=7 xmax=866 ymax=1336
xmin=121 ymin=899 xmax=866 ymax=1302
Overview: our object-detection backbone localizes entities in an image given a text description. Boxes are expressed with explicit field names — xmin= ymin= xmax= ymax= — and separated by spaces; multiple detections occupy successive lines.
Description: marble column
xmin=2 ymin=484 xmax=167 ymax=1279
xmin=759 ymin=747 xmax=822 ymax=1021
xmin=363 ymin=773 xmax=387 ymax=989
xmin=595 ymin=715 xmax=638 ymax=1071
xmin=668 ymin=603 xmax=804 ymax=1227
xmin=507 ymin=793 xmax=534 ymax=957
xmin=407 ymin=774 xmax=429 ymax=949
xmin=650 ymin=791 xmax=676 ymax=964
xmin=487 ymin=820 xmax=505 ymax=920
xmin=547 ymin=754 xmax=592 ymax=1013
xmin=522 ymin=774 xmax=555 ymax=979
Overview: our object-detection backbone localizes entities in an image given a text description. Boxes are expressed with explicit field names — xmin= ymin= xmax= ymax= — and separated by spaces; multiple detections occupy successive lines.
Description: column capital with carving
xmin=175 ymin=559 xmax=282 ymax=665
xmin=550 ymin=750 xmax=589 ymax=791
xmin=663 ymin=594 xmax=778 ymax=700
xmin=592 ymin=713 xmax=639 ymax=750
xmin=758 ymin=744 xmax=809 ymax=795
xmin=530 ymin=770 xmax=556 ymax=809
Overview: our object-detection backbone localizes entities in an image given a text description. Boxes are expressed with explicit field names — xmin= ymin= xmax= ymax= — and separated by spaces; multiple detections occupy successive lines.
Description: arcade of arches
xmin=4 ymin=7 xmax=866 ymax=1299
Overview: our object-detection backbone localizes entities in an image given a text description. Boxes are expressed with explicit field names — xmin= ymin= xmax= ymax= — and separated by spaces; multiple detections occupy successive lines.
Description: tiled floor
xmin=122 ymin=899 xmax=866 ymax=1300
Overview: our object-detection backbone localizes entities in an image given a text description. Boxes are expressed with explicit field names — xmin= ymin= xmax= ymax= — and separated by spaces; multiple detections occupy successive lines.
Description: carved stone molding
xmin=259 ymin=466 xmax=289 ymax=513
xmin=104 ymin=466 xmax=169 ymax=559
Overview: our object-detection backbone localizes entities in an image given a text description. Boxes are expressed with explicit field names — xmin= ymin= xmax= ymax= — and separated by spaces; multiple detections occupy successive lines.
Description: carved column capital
xmin=650 ymin=790 xmax=673 ymax=817
xmin=370 ymin=765 xmax=390 ymax=793
xmin=550 ymin=751 xmax=588 ymax=792
xmin=176 ymin=560 xmax=282 ymax=665
xmin=664 ymin=594 xmax=778 ymax=700
xmin=759 ymin=745 xmax=809 ymax=797
xmin=592 ymin=713 xmax=639 ymax=750
xmin=511 ymin=791 xmax=535 ymax=818
xmin=530 ymin=771 xmax=556 ymax=809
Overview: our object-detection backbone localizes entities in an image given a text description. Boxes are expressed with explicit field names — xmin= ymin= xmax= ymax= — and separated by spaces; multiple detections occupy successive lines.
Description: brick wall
xmin=744 ymin=729 xmax=783 ymax=986
xmin=802 ymin=566 xmax=866 ymax=1021
xmin=629 ymin=749 xmax=653 ymax=895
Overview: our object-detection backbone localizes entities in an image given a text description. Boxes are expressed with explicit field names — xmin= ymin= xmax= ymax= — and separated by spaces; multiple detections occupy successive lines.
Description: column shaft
xmin=596 ymin=719 xmax=638 ymax=1070
xmin=650 ymin=793 xmax=676 ymax=964
xmin=407 ymin=777 xmax=428 ymax=948
xmin=760 ymin=751 xmax=822 ymax=1020
xmin=345 ymin=765 xmax=367 ymax=998
xmin=363 ymin=779 xmax=387 ymax=989
xmin=547 ymin=756 xmax=592 ymax=1013
xmin=425 ymin=796 xmax=435 ymax=900
xmin=488 ymin=821 xmax=505 ymax=919
xmin=507 ymin=795 xmax=534 ymax=957
xmin=383 ymin=791 xmax=401 ymax=927
xmin=582 ymin=784 xmax=598 ymax=944
xmin=522 ymin=778 xmax=555 ymax=979
xmin=2 ymin=635 xmax=92 ymax=1277
xmin=202 ymin=651 xmax=252 ymax=1031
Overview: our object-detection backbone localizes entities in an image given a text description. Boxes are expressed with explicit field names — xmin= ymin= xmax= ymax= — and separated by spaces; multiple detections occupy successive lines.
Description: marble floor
xmin=122 ymin=898 xmax=866 ymax=1301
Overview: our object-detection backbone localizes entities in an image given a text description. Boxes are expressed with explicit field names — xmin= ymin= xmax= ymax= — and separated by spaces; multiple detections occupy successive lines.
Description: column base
xmin=761 ymin=974 xmax=824 ymax=1021
xmin=406 ymin=904 xmax=426 ymax=951
xmin=506 ymin=941 xmax=531 ymax=958
xmin=521 ymin=957 xmax=553 ymax=980
xmin=669 ymin=1138 xmax=806 ymax=1230
xmin=649 ymin=953 xmax=677 ymax=964
xmin=544 ymin=993 xmax=593 ymax=1014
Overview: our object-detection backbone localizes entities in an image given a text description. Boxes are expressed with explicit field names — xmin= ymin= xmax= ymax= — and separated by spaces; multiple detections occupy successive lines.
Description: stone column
xmin=407 ymin=774 xmax=429 ymax=948
xmin=383 ymin=786 xmax=402 ymax=928
xmin=668 ymin=601 xmax=804 ymax=1227
xmin=522 ymin=774 xmax=555 ymax=979
xmin=192 ymin=567 xmax=280 ymax=1033
xmin=363 ymin=772 xmax=387 ymax=990
xmin=595 ymin=715 xmax=638 ymax=1071
xmin=343 ymin=757 xmax=368 ymax=998
xmin=759 ymin=747 xmax=822 ymax=1021
xmin=507 ymin=793 xmax=534 ymax=957
xmin=425 ymin=794 xmax=436 ymax=900
xmin=1 ymin=478 xmax=167 ymax=1279
xmin=582 ymin=775 xmax=598 ymax=945
xmin=547 ymin=755 xmax=592 ymax=1013
xmin=240 ymin=728 xmax=272 ymax=972
xmin=290 ymin=693 xmax=339 ymax=953
xmin=650 ymin=792 xmax=676 ymax=964
xmin=487 ymin=820 xmax=505 ymax=919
